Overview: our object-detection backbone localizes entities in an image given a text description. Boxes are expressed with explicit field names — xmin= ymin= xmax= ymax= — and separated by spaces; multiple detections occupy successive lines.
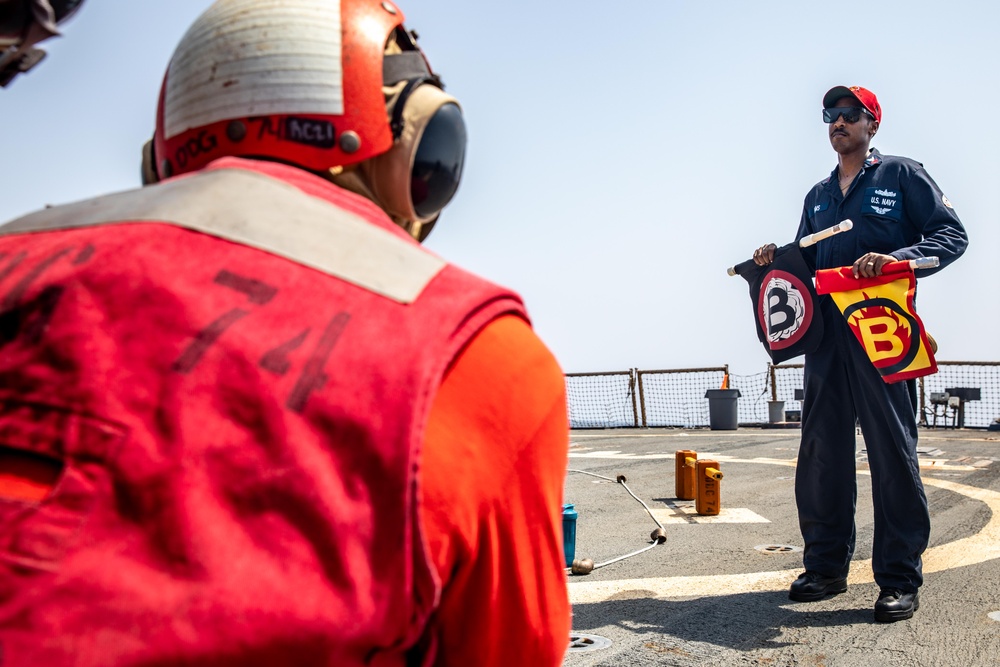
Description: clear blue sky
xmin=3 ymin=0 xmax=997 ymax=376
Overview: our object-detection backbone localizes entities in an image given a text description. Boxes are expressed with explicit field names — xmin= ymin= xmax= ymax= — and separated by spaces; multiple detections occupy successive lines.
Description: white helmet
xmin=144 ymin=0 xmax=467 ymax=241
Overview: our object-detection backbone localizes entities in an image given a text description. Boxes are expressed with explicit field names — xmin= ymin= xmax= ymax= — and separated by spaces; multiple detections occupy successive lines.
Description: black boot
xmin=788 ymin=571 xmax=848 ymax=602
xmin=874 ymin=588 xmax=919 ymax=622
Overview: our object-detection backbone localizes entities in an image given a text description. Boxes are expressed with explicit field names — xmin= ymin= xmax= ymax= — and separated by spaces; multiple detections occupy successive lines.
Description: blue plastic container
xmin=562 ymin=503 xmax=578 ymax=567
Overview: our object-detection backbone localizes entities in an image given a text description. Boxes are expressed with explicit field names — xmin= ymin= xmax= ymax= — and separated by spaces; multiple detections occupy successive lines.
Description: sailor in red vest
xmin=0 ymin=0 xmax=85 ymax=87
xmin=0 ymin=1 xmax=570 ymax=664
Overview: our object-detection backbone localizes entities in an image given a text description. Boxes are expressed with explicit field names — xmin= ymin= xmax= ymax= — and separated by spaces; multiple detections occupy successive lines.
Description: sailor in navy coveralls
xmin=752 ymin=85 xmax=968 ymax=622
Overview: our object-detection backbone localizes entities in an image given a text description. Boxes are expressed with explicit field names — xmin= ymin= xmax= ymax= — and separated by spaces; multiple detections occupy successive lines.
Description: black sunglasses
xmin=823 ymin=107 xmax=874 ymax=124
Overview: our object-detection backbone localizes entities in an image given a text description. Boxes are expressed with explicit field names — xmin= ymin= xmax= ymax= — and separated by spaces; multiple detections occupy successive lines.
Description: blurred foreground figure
xmin=0 ymin=0 xmax=84 ymax=86
xmin=0 ymin=1 xmax=570 ymax=664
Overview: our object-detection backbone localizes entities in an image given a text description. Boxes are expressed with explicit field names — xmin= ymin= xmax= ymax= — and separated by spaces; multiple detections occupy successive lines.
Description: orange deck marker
xmin=675 ymin=450 xmax=697 ymax=500
xmin=696 ymin=459 xmax=723 ymax=516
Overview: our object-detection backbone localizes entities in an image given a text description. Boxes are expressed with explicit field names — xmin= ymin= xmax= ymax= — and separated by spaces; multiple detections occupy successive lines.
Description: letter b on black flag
xmin=733 ymin=244 xmax=823 ymax=364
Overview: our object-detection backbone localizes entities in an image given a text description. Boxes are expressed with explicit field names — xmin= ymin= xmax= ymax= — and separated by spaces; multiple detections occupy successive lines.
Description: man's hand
xmin=852 ymin=252 xmax=896 ymax=278
xmin=753 ymin=243 xmax=777 ymax=266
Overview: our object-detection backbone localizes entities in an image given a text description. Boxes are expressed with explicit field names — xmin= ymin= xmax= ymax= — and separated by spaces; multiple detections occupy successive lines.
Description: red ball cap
xmin=823 ymin=85 xmax=881 ymax=123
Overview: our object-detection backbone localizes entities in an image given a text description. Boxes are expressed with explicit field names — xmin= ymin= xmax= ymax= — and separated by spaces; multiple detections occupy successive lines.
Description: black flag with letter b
xmin=732 ymin=244 xmax=824 ymax=364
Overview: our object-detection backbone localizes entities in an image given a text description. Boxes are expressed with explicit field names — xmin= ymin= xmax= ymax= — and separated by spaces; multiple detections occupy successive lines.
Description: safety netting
xmin=729 ymin=371 xmax=771 ymax=425
xmin=566 ymin=361 xmax=999 ymax=429
xmin=565 ymin=371 xmax=638 ymax=429
xmin=637 ymin=367 xmax=728 ymax=428
xmin=771 ymin=363 xmax=805 ymax=417
xmin=919 ymin=362 xmax=1000 ymax=429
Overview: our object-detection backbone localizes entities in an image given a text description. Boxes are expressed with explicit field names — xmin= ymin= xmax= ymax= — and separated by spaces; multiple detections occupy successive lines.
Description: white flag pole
xmin=798 ymin=218 xmax=853 ymax=248
xmin=727 ymin=219 xmax=854 ymax=276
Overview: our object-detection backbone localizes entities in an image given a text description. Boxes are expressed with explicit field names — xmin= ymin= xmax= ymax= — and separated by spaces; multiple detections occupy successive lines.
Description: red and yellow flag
xmin=815 ymin=261 xmax=937 ymax=383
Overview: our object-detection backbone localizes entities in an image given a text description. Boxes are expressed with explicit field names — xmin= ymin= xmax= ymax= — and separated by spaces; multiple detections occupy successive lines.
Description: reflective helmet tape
xmin=164 ymin=0 xmax=344 ymax=140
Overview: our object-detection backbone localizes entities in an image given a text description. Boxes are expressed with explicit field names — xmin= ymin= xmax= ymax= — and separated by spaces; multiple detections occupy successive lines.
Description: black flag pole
xmin=726 ymin=219 xmax=853 ymax=277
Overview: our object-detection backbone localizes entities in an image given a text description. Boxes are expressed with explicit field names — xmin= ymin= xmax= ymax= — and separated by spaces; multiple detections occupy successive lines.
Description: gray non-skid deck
xmin=563 ymin=427 xmax=1000 ymax=666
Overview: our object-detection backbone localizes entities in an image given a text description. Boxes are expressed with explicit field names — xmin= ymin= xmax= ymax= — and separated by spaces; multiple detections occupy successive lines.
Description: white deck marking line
xmin=650 ymin=507 xmax=770 ymax=525
xmin=568 ymin=451 xmax=981 ymax=471
xmin=570 ymin=432 xmax=999 ymax=443
xmin=570 ymin=432 xmax=801 ymax=439
xmin=916 ymin=435 xmax=1000 ymax=443
xmin=568 ymin=458 xmax=1000 ymax=603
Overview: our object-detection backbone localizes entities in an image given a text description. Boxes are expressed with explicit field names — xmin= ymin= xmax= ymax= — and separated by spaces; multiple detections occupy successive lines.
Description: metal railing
xmin=568 ymin=361 xmax=999 ymax=429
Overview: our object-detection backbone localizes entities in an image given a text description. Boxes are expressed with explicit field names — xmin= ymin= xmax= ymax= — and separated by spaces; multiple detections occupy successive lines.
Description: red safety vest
xmin=0 ymin=158 xmax=526 ymax=666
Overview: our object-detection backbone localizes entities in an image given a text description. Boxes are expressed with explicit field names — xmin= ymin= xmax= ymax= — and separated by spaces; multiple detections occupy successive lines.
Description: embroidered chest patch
xmin=808 ymin=200 xmax=829 ymax=218
xmin=864 ymin=187 xmax=902 ymax=220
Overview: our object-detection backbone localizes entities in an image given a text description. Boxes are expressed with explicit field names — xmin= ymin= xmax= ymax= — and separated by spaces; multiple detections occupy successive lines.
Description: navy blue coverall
xmin=794 ymin=148 xmax=968 ymax=592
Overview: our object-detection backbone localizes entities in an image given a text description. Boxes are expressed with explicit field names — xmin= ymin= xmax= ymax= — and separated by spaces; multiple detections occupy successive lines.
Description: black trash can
xmin=705 ymin=389 xmax=741 ymax=430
